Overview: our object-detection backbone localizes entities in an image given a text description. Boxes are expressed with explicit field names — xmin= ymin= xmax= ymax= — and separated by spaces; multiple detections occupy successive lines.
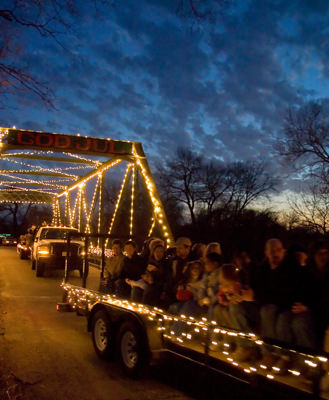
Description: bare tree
xmin=198 ymin=161 xmax=231 ymax=216
xmin=156 ymin=147 xmax=204 ymax=225
xmin=288 ymin=185 xmax=329 ymax=234
xmin=0 ymin=202 xmax=32 ymax=233
xmin=278 ymin=103 xmax=329 ymax=176
xmin=224 ymin=161 xmax=277 ymax=219
xmin=0 ymin=0 xmax=114 ymax=107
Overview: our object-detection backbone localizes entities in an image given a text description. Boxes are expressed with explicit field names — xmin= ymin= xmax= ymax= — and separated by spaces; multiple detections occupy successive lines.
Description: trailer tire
xmin=118 ymin=321 xmax=146 ymax=378
xmin=92 ymin=310 xmax=115 ymax=360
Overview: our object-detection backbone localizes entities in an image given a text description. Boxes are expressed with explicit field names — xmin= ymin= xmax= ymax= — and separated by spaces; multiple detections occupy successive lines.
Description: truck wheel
xmin=91 ymin=310 xmax=115 ymax=360
xmin=118 ymin=321 xmax=146 ymax=377
xmin=31 ymin=257 xmax=36 ymax=270
xmin=36 ymin=261 xmax=44 ymax=277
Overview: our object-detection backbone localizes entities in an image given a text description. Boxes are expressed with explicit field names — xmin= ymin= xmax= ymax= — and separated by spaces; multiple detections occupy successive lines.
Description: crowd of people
xmin=101 ymin=236 xmax=329 ymax=371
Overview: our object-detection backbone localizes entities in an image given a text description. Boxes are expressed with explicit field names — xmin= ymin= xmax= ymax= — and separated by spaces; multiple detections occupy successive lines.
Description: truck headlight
xmin=79 ymin=247 xmax=86 ymax=257
xmin=38 ymin=246 xmax=50 ymax=256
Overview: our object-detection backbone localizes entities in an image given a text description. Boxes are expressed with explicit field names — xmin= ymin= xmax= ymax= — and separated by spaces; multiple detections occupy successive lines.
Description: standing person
xmin=305 ymin=241 xmax=329 ymax=348
xmin=254 ymin=239 xmax=316 ymax=371
xmin=162 ymin=237 xmax=192 ymax=308
xmin=103 ymin=239 xmax=124 ymax=293
xmin=116 ymin=240 xmax=145 ymax=299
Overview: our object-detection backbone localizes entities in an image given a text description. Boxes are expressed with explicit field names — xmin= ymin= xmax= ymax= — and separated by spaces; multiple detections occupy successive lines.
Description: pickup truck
xmin=31 ymin=226 xmax=85 ymax=277
xmin=58 ymin=234 xmax=329 ymax=399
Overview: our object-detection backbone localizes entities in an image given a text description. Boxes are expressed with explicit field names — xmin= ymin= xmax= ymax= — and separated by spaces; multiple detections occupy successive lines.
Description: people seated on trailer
xmin=286 ymin=243 xmax=308 ymax=268
xmin=175 ymin=252 xmax=222 ymax=319
xmin=197 ymin=252 xmax=222 ymax=309
xmin=232 ymin=250 xmax=256 ymax=281
xmin=190 ymin=243 xmax=206 ymax=264
xmin=303 ymin=241 xmax=329 ymax=349
xmin=126 ymin=262 xmax=162 ymax=305
xmin=103 ymin=239 xmax=124 ymax=293
xmin=213 ymin=264 xmax=259 ymax=362
xmin=141 ymin=239 xmax=168 ymax=306
xmin=168 ymin=260 xmax=204 ymax=314
xmin=140 ymin=237 xmax=156 ymax=264
xmin=161 ymin=237 xmax=193 ymax=308
xmin=116 ymin=240 xmax=145 ymax=299
xmin=254 ymin=238 xmax=316 ymax=371
xmin=205 ymin=242 xmax=222 ymax=257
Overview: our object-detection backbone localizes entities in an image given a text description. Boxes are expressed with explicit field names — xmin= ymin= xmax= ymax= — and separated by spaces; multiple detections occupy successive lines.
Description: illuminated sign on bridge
xmin=3 ymin=129 xmax=133 ymax=157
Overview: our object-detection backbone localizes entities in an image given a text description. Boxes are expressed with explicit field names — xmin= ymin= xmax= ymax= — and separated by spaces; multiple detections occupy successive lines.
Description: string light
xmin=57 ymin=159 xmax=122 ymax=197
xmin=129 ymin=165 xmax=135 ymax=237
xmin=148 ymin=217 xmax=156 ymax=237
xmin=135 ymin=157 xmax=173 ymax=245
xmin=85 ymin=177 xmax=100 ymax=233
xmin=61 ymin=281 xmax=328 ymax=393
xmin=105 ymin=163 xmax=132 ymax=247
xmin=1 ymin=128 xmax=172 ymax=247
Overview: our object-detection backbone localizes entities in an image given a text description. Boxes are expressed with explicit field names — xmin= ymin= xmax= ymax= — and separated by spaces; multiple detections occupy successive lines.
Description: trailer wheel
xmin=36 ymin=260 xmax=44 ymax=277
xmin=118 ymin=321 xmax=145 ymax=377
xmin=31 ymin=257 xmax=36 ymax=270
xmin=92 ymin=310 xmax=115 ymax=360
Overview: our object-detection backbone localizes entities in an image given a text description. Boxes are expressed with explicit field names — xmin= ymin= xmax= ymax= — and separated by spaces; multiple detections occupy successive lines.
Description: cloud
xmin=2 ymin=0 xmax=329 ymax=196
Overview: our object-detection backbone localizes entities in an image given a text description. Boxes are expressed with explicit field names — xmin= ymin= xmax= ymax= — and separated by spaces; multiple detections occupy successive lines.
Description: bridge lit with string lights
xmin=0 ymin=127 xmax=173 ymax=247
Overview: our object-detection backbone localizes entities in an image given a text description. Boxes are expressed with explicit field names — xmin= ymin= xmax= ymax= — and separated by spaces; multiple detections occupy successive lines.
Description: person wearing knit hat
xmin=149 ymin=238 xmax=165 ymax=256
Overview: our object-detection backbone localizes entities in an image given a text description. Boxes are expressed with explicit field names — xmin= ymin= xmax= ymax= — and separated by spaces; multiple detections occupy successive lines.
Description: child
xmin=217 ymin=264 xmax=258 ymax=362
xmin=125 ymin=263 xmax=161 ymax=304
xmin=218 ymin=264 xmax=254 ymax=306
xmin=176 ymin=260 xmax=203 ymax=302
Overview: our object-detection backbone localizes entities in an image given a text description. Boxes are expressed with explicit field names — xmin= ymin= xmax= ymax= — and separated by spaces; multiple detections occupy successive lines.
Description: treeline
xmin=154 ymin=147 xmax=323 ymax=262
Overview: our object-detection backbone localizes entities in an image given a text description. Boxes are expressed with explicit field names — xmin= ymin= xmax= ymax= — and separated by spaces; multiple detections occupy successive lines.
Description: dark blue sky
xmin=2 ymin=0 xmax=329 ymax=204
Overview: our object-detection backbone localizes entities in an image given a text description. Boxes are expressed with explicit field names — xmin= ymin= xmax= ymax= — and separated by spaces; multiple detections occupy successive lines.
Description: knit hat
xmin=175 ymin=237 xmax=192 ymax=248
xmin=149 ymin=239 xmax=165 ymax=254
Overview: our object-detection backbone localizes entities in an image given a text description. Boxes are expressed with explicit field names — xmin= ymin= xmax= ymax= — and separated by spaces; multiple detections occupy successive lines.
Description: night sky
xmin=2 ymin=0 xmax=329 ymax=208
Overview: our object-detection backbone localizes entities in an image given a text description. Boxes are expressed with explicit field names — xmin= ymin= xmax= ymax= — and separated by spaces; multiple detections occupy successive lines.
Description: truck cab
xmin=31 ymin=226 xmax=85 ymax=277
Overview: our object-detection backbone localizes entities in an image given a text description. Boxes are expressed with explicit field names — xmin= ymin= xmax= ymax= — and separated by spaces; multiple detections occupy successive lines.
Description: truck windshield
xmin=40 ymin=229 xmax=82 ymax=241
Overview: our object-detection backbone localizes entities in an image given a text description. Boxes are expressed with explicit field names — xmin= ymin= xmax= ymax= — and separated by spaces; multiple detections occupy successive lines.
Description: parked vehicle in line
xmin=2 ymin=237 xmax=18 ymax=246
xmin=31 ymin=226 xmax=85 ymax=277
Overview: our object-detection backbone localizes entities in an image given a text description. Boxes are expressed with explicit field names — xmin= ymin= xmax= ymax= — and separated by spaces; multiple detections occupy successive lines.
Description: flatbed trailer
xmin=58 ymin=233 xmax=329 ymax=399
